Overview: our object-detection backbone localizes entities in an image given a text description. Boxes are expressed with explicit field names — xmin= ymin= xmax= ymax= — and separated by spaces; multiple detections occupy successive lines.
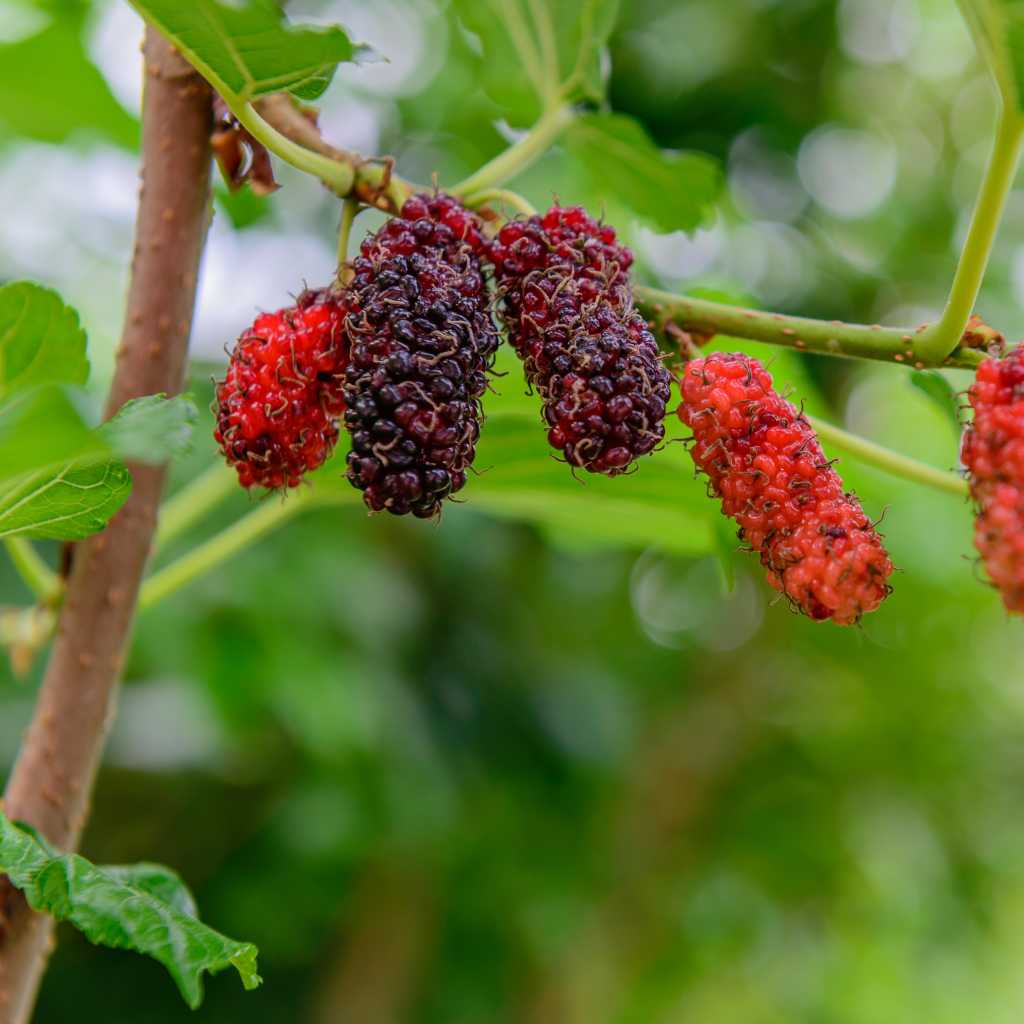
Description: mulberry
xmin=962 ymin=346 xmax=1024 ymax=612
xmin=489 ymin=205 xmax=672 ymax=476
xmin=679 ymin=352 xmax=893 ymax=625
xmin=342 ymin=193 xmax=498 ymax=517
xmin=214 ymin=288 xmax=348 ymax=489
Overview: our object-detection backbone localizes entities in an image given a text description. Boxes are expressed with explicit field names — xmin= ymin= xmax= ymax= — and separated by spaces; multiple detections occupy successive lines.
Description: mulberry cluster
xmin=214 ymin=289 xmax=348 ymax=489
xmin=961 ymin=347 xmax=1024 ymax=612
xmin=489 ymin=205 xmax=672 ymax=475
xmin=679 ymin=352 xmax=893 ymax=625
xmin=341 ymin=193 xmax=499 ymax=517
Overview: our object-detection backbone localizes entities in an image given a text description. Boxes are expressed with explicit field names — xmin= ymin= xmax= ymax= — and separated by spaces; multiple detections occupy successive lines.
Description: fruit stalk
xmin=451 ymin=104 xmax=575 ymax=197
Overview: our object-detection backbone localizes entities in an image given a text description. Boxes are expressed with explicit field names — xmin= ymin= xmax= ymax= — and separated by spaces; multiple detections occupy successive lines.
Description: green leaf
xmin=126 ymin=0 xmax=368 ymax=103
xmin=0 ymin=12 xmax=138 ymax=147
xmin=909 ymin=370 xmax=962 ymax=433
xmin=464 ymin=413 xmax=713 ymax=554
xmin=216 ymin=184 xmax=273 ymax=230
xmin=454 ymin=0 xmax=620 ymax=126
xmin=565 ymin=114 xmax=721 ymax=234
xmin=0 ymin=459 xmax=131 ymax=541
xmin=0 ymin=282 xmax=88 ymax=401
xmin=0 ymin=813 xmax=260 ymax=1009
xmin=0 ymin=387 xmax=107 ymax=487
xmin=99 ymin=864 xmax=199 ymax=919
xmin=711 ymin=514 xmax=738 ymax=595
xmin=957 ymin=0 xmax=1022 ymax=108
xmin=101 ymin=395 xmax=198 ymax=464
xmin=561 ymin=0 xmax=621 ymax=104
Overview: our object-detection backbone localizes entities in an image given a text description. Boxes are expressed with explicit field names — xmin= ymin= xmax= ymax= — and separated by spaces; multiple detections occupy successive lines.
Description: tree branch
xmin=0 ymin=30 xmax=212 ymax=1023
xmin=242 ymin=94 xmax=414 ymax=210
xmin=635 ymin=285 xmax=988 ymax=370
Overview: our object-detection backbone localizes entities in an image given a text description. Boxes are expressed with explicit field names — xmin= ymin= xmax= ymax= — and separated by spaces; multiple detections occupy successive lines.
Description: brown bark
xmin=0 ymin=30 xmax=212 ymax=1023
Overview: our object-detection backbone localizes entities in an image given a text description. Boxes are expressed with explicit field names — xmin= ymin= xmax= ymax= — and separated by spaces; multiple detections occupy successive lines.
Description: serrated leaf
xmin=0 ymin=12 xmax=138 ymax=147
xmin=454 ymin=0 xmax=620 ymax=126
xmin=126 ymin=0 xmax=367 ymax=103
xmin=101 ymin=395 xmax=197 ymax=464
xmin=565 ymin=113 xmax=721 ymax=234
xmin=909 ymin=370 xmax=962 ymax=433
xmin=0 ymin=459 xmax=131 ymax=541
xmin=0 ymin=813 xmax=260 ymax=1009
xmin=0 ymin=387 xmax=107 ymax=487
xmin=100 ymin=864 xmax=199 ymax=919
xmin=0 ymin=282 xmax=88 ymax=401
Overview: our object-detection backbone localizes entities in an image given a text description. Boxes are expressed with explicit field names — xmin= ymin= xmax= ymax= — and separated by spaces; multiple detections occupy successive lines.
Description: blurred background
xmin=4 ymin=0 xmax=1024 ymax=1020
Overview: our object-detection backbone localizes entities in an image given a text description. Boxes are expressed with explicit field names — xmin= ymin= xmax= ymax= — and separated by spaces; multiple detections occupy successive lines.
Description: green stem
xmin=635 ymin=285 xmax=986 ymax=370
xmin=807 ymin=415 xmax=968 ymax=498
xmin=232 ymin=100 xmax=356 ymax=196
xmin=915 ymin=106 xmax=1024 ymax=362
xmin=2 ymin=539 xmax=59 ymax=604
xmin=336 ymin=197 xmax=361 ymax=279
xmin=141 ymin=492 xmax=315 ymax=611
xmin=463 ymin=188 xmax=538 ymax=218
xmin=451 ymin=105 xmax=575 ymax=197
xmin=154 ymin=462 xmax=238 ymax=554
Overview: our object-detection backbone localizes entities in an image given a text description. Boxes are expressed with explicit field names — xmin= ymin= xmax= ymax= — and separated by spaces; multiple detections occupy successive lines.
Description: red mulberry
xmin=679 ymin=352 xmax=893 ymax=625
xmin=489 ymin=205 xmax=671 ymax=476
xmin=961 ymin=347 xmax=1024 ymax=612
xmin=214 ymin=288 xmax=349 ymax=489
xmin=342 ymin=193 xmax=498 ymax=517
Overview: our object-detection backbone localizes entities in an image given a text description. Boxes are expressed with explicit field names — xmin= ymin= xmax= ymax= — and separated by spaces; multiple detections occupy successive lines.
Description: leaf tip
xmin=231 ymin=943 xmax=262 ymax=992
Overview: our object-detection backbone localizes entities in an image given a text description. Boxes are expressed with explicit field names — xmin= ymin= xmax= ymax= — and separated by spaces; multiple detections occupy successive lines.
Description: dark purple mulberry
xmin=341 ymin=194 xmax=499 ymax=517
xmin=489 ymin=205 xmax=671 ymax=475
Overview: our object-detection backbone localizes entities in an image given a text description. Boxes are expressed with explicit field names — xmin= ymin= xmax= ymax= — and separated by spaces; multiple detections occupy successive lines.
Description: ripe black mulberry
xmin=489 ymin=205 xmax=671 ymax=475
xmin=342 ymin=193 xmax=499 ymax=517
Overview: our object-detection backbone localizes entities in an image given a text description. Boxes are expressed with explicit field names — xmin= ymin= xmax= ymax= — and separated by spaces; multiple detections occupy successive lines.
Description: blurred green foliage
xmin=1 ymin=0 xmax=1024 ymax=1021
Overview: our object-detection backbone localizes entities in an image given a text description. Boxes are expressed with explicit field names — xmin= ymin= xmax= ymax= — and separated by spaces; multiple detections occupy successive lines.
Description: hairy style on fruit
xmin=214 ymin=288 xmax=349 ymax=489
xmin=341 ymin=193 xmax=499 ymax=517
xmin=678 ymin=352 xmax=894 ymax=625
xmin=489 ymin=205 xmax=672 ymax=476
xmin=962 ymin=346 xmax=1024 ymax=612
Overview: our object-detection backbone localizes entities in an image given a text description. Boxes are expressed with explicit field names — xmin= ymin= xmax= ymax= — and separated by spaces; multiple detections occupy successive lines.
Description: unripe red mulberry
xmin=342 ymin=193 xmax=498 ymax=517
xmin=214 ymin=288 xmax=349 ymax=489
xmin=961 ymin=346 xmax=1024 ymax=612
xmin=679 ymin=352 xmax=893 ymax=625
xmin=489 ymin=205 xmax=671 ymax=476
